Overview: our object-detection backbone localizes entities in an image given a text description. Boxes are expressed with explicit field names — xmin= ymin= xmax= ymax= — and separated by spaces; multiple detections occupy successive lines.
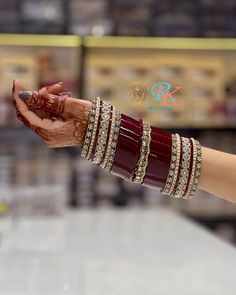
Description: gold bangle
xmin=161 ymin=133 xmax=181 ymax=196
xmin=183 ymin=138 xmax=196 ymax=199
xmin=87 ymin=97 xmax=101 ymax=160
xmin=106 ymin=111 xmax=121 ymax=172
xmin=81 ymin=97 xmax=100 ymax=159
xmin=132 ymin=122 xmax=151 ymax=184
xmin=101 ymin=106 xmax=116 ymax=169
xmin=172 ymin=137 xmax=191 ymax=198
xmin=187 ymin=140 xmax=202 ymax=199
xmin=169 ymin=134 xmax=181 ymax=196
xmin=91 ymin=100 xmax=112 ymax=164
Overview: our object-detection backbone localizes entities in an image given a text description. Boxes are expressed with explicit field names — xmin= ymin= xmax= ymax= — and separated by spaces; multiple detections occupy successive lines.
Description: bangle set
xmin=81 ymin=97 xmax=202 ymax=200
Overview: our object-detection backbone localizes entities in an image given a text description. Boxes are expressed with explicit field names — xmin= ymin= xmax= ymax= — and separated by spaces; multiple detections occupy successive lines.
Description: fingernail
xmin=12 ymin=80 xmax=15 ymax=93
xmin=58 ymin=81 xmax=63 ymax=85
xmin=18 ymin=90 xmax=33 ymax=100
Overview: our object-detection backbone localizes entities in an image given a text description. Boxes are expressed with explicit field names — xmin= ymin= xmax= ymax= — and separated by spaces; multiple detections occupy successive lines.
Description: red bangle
xmin=111 ymin=114 xmax=143 ymax=180
xmin=81 ymin=97 xmax=202 ymax=199
xmin=142 ymin=127 xmax=172 ymax=188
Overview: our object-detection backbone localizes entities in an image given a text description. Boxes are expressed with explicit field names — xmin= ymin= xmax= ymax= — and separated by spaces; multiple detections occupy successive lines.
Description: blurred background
xmin=0 ymin=0 xmax=236 ymax=246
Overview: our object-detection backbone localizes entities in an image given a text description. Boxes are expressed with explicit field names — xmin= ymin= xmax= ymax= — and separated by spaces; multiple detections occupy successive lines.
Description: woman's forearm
xmin=199 ymin=147 xmax=236 ymax=203
xmin=14 ymin=86 xmax=236 ymax=203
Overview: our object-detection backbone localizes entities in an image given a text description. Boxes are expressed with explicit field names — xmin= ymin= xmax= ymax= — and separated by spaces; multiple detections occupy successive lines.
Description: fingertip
xmin=12 ymin=80 xmax=15 ymax=94
xmin=14 ymin=80 xmax=24 ymax=93
xmin=46 ymin=82 xmax=64 ymax=94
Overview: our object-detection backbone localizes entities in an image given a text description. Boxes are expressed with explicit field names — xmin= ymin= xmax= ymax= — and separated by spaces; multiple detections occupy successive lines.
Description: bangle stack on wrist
xmin=161 ymin=136 xmax=202 ymax=199
xmin=81 ymin=97 xmax=202 ymax=200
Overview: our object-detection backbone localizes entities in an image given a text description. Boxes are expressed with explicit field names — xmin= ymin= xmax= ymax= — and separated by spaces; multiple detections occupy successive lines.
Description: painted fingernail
xmin=18 ymin=91 xmax=33 ymax=100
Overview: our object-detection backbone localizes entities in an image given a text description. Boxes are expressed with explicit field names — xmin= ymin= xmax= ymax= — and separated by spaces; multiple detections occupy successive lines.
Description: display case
xmin=83 ymin=36 xmax=236 ymax=128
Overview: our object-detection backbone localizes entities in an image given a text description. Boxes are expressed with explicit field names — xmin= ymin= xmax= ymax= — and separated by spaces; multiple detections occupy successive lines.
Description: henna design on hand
xmin=13 ymin=81 xmax=92 ymax=148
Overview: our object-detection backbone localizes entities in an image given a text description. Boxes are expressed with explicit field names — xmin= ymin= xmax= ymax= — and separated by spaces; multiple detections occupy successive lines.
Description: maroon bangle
xmin=112 ymin=114 xmax=142 ymax=180
xmin=142 ymin=127 xmax=172 ymax=188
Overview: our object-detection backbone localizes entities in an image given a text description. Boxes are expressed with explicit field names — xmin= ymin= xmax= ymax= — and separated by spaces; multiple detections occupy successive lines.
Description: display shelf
xmin=0 ymin=34 xmax=81 ymax=47
xmin=83 ymin=36 xmax=236 ymax=50
xmin=2 ymin=34 xmax=235 ymax=50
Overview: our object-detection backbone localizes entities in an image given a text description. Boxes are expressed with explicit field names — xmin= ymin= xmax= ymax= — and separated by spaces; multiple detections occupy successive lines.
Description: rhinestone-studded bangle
xmin=186 ymin=140 xmax=202 ymax=199
xmin=86 ymin=97 xmax=101 ymax=160
xmin=183 ymin=138 xmax=196 ymax=199
xmin=91 ymin=100 xmax=112 ymax=165
xmin=81 ymin=97 xmax=98 ymax=157
xmin=161 ymin=133 xmax=181 ymax=195
xmin=132 ymin=122 xmax=151 ymax=184
xmin=81 ymin=97 xmax=101 ymax=159
xmin=106 ymin=111 xmax=121 ymax=172
xmin=80 ymin=97 xmax=202 ymax=200
xmin=169 ymin=134 xmax=181 ymax=195
xmin=171 ymin=137 xmax=191 ymax=198
xmin=101 ymin=106 xmax=117 ymax=169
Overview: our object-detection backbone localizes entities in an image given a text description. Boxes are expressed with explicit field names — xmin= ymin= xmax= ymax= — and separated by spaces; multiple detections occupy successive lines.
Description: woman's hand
xmin=12 ymin=80 xmax=91 ymax=148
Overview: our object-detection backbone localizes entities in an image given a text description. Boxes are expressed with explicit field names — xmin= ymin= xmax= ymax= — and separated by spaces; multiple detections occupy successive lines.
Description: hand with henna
xmin=12 ymin=80 xmax=91 ymax=148
xmin=12 ymin=81 xmax=236 ymax=203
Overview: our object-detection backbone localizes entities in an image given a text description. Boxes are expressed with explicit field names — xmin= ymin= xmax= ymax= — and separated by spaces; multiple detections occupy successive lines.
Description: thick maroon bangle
xmin=111 ymin=114 xmax=142 ymax=180
xmin=142 ymin=127 xmax=172 ymax=189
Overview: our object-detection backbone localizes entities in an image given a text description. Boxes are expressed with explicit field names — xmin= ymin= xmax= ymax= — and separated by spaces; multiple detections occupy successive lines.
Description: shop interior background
xmin=1 ymin=0 xmax=236 ymax=245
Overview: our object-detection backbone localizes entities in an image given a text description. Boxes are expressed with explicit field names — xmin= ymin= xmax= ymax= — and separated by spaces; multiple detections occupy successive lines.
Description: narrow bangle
xmin=183 ymin=138 xmax=196 ymax=199
xmin=81 ymin=97 xmax=101 ymax=159
xmin=100 ymin=105 xmax=116 ymax=168
xmin=81 ymin=97 xmax=98 ymax=157
xmin=101 ymin=107 xmax=119 ymax=169
xmin=105 ymin=110 xmax=121 ymax=172
xmin=168 ymin=134 xmax=181 ymax=195
xmin=161 ymin=133 xmax=181 ymax=195
xmin=132 ymin=122 xmax=151 ymax=184
xmin=186 ymin=140 xmax=202 ymax=199
xmin=171 ymin=137 xmax=191 ymax=198
xmin=91 ymin=100 xmax=112 ymax=164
